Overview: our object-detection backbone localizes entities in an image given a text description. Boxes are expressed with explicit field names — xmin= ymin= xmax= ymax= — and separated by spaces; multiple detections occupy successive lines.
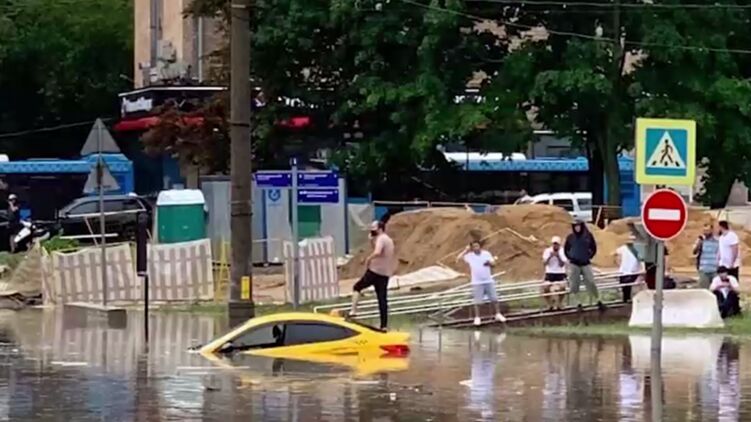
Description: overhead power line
xmin=399 ymin=0 xmax=751 ymax=55
xmin=465 ymin=0 xmax=751 ymax=9
xmin=0 ymin=118 xmax=114 ymax=139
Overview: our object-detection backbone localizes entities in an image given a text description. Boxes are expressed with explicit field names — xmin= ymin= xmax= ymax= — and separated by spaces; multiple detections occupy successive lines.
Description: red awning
xmin=113 ymin=116 xmax=204 ymax=132
xmin=114 ymin=115 xmax=312 ymax=132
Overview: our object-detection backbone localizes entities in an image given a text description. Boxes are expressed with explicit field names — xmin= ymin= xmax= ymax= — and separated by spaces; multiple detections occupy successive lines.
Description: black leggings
xmin=714 ymin=290 xmax=741 ymax=318
xmin=619 ymin=275 xmax=638 ymax=303
xmin=354 ymin=270 xmax=390 ymax=329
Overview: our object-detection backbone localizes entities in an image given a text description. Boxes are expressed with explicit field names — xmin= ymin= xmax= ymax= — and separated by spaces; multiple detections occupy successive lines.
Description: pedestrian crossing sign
xmin=635 ymin=118 xmax=696 ymax=186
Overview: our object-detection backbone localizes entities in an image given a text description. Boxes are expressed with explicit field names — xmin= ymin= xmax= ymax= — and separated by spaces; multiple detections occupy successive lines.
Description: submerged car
xmin=199 ymin=312 xmax=411 ymax=360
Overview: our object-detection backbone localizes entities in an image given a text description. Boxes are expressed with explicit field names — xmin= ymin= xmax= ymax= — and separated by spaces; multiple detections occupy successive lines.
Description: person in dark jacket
xmin=564 ymin=220 xmax=604 ymax=310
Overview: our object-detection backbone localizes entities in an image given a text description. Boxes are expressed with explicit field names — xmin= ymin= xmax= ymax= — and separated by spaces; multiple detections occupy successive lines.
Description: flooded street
xmin=0 ymin=309 xmax=746 ymax=421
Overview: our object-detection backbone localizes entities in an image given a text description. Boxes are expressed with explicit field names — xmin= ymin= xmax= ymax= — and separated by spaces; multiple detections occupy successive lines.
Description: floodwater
xmin=0 ymin=310 xmax=746 ymax=421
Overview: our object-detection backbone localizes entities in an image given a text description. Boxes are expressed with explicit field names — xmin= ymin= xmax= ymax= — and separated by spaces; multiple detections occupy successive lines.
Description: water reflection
xmin=0 ymin=310 xmax=747 ymax=420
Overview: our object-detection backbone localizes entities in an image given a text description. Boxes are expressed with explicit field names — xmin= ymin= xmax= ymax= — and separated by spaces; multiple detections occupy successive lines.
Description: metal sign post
xmin=290 ymin=158 xmax=300 ymax=309
xmin=651 ymin=241 xmax=664 ymax=422
xmin=97 ymin=122 xmax=108 ymax=308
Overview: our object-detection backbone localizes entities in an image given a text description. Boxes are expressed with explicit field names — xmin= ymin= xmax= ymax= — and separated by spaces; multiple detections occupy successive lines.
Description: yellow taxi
xmin=198 ymin=312 xmax=411 ymax=362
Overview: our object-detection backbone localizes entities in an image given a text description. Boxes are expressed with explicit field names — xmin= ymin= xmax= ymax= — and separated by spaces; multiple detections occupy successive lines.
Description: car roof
xmin=239 ymin=312 xmax=365 ymax=328
xmin=532 ymin=192 xmax=591 ymax=200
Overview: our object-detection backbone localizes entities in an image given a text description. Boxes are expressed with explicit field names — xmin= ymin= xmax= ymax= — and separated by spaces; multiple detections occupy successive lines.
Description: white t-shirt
xmin=463 ymin=251 xmax=495 ymax=285
xmin=616 ymin=245 xmax=641 ymax=275
xmin=719 ymin=231 xmax=741 ymax=268
xmin=542 ymin=247 xmax=567 ymax=274
xmin=710 ymin=275 xmax=740 ymax=297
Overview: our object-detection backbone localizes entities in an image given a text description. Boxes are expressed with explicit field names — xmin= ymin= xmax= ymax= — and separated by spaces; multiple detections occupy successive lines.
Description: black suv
xmin=57 ymin=195 xmax=152 ymax=242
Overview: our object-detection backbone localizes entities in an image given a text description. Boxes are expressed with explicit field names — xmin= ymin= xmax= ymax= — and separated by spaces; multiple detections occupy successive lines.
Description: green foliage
xmin=186 ymin=0 xmax=751 ymax=206
xmin=189 ymin=0 xmax=532 ymax=192
xmin=0 ymin=0 xmax=132 ymax=156
xmin=41 ymin=236 xmax=79 ymax=253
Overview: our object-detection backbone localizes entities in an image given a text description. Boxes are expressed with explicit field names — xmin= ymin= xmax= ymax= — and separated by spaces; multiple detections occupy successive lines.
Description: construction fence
xmin=41 ymin=239 xmax=214 ymax=305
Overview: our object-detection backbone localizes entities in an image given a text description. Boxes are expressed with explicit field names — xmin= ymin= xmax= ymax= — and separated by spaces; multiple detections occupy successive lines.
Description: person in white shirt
xmin=541 ymin=236 xmax=568 ymax=311
xmin=710 ymin=266 xmax=741 ymax=318
xmin=456 ymin=240 xmax=506 ymax=326
xmin=614 ymin=235 xmax=643 ymax=303
xmin=718 ymin=221 xmax=741 ymax=280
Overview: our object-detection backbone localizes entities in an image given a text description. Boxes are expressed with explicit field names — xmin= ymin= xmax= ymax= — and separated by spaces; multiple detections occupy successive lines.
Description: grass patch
xmin=509 ymin=313 xmax=751 ymax=338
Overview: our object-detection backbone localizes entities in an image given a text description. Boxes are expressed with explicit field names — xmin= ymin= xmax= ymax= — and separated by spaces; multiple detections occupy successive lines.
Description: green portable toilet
xmin=156 ymin=189 xmax=207 ymax=243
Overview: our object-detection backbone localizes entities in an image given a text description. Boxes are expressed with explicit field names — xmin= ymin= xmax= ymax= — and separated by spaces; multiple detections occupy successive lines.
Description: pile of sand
xmin=340 ymin=205 xmax=629 ymax=281
xmin=341 ymin=204 xmax=751 ymax=281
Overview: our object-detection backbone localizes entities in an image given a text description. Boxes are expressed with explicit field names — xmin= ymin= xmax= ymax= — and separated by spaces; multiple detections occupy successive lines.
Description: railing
xmin=313 ymin=271 xmax=644 ymax=321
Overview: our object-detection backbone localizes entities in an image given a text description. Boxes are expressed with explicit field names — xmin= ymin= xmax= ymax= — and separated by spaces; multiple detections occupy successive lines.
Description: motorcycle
xmin=13 ymin=220 xmax=54 ymax=252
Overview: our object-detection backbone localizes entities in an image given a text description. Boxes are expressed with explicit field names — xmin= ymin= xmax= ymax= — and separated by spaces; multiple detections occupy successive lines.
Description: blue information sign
xmin=298 ymin=171 xmax=338 ymax=188
xmin=255 ymin=172 xmax=292 ymax=188
xmin=255 ymin=170 xmax=338 ymax=189
xmin=298 ymin=188 xmax=339 ymax=204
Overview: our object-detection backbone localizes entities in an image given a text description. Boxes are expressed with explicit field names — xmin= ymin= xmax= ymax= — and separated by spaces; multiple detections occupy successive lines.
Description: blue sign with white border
xmin=298 ymin=171 xmax=338 ymax=188
xmin=255 ymin=172 xmax=292 ymax=188
xmin=255 ymin=170 xmax=338 ymax=188
xmin=635 ymin=118 xmax=696 ymax=186
xmin=298 ymin=188 xmax=339 ymax=204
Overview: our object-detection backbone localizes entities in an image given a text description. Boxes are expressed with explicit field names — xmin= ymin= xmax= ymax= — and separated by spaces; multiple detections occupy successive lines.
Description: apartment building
xmin=133 ymin=0 xmax=223 ymax=87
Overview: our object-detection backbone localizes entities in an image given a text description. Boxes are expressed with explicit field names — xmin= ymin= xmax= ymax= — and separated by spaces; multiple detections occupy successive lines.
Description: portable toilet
xmin=156 ymin=189 xmax=206 ymax=243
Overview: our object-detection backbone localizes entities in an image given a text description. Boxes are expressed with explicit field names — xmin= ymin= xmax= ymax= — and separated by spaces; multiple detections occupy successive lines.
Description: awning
xmin=114 ymin=115 xmax=312 ymax=133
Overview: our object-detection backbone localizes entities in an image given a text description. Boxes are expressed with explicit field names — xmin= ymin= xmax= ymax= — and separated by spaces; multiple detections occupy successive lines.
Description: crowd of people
xmin=347 ymin=217 xmax=745 ymax=331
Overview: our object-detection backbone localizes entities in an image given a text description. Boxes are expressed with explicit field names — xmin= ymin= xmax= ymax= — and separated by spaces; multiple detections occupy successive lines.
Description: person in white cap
xmin=541 ymin=236 xmax=568 ymax=311
xmin=350 ymin=220 xmax=395 ymax=330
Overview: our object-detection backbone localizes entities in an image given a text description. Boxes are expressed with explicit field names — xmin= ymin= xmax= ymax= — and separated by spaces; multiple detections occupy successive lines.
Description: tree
xmin=497 ymin=2 xmax=639 ymax=207
xmin=633 ymin=3 xmax=751 ymax=207
xmin=185 ymin=0 xmax=532 ymax=197
xmin=141 ymin=96 xmax=230 ymax=176
xmin=0 ymin=0 xmax=132 ymax=157
xmin=504 ymin=1 xmax=751 ymax=208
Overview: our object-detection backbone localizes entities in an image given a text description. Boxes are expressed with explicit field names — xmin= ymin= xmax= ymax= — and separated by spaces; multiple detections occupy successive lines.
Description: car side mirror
xmin=218 ymin=341 xmax=235 ymax=354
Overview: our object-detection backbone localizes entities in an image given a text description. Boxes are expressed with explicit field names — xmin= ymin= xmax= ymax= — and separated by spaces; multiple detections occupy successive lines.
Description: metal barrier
xmin=313 ymin=271 xmax=644 ymax=321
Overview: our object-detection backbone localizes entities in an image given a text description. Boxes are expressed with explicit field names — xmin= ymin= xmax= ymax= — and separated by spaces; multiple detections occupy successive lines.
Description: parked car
xmin=56 ymin=195 xmax=152 ymax=242
xmin=515 ymin=192 xmax=593 ymax=222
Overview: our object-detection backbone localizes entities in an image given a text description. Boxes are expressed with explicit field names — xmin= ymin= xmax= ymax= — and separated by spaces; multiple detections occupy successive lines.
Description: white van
xmin=515 ymin=192 xmax=593 ymax=222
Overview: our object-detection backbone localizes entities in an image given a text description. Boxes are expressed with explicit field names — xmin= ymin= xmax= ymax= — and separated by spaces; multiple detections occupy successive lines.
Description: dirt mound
xmin=604 ymin=209 xmax=751 ymax=268
xmin=340 ymin=205 xmax=629 ymax=281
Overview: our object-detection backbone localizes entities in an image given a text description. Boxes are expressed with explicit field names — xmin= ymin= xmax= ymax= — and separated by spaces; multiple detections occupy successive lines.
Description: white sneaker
xmin=495 ymin=313 xmax=507 ymax=323
xmin=474 ymin=317 xmax=482 ymax=326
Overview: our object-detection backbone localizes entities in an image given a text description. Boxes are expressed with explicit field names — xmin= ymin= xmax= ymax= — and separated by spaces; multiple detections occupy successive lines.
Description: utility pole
xmin=228 ymin=0 xmax=254 ymax=326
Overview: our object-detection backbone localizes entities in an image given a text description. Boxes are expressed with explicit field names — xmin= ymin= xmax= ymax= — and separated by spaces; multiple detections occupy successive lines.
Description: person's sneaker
xmin=474 ymin=317 xmax=482 ymax=326
xmin=495 ymin=313 xmax=507 ymax=323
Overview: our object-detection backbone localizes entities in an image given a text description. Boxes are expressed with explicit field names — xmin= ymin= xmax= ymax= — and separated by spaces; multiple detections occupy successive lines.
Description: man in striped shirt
xmin=693 ymin=223 xmax=719 ymax=289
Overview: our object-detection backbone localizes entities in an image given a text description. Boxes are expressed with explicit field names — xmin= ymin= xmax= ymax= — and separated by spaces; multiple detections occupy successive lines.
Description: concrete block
xmin=628 ymin=289 xmax=724 ymax=328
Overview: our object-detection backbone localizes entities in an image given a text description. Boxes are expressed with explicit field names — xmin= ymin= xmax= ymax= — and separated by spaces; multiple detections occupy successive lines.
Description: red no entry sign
xmin=641 ymin=189 xmax=688 ymax=241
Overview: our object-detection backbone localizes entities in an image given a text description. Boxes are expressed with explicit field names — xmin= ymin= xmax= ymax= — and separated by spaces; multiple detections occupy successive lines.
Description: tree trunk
xmin=586 ymin=141 xmax=605 ymax=206
xmin=601 ymin=139 xmax=621 ymax=207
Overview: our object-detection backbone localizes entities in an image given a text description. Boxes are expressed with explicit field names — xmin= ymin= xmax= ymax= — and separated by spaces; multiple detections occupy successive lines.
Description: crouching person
xmin=710 ymin=266 xmax=741 ymax=318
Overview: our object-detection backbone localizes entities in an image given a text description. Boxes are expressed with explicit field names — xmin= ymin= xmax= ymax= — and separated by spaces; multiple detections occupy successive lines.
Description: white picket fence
xmin=283 ymin=236 xmax=339 ymax=304
xmin=42 ymin=239 xmax=214 ymax=304
xmin=147 ymin=239 xmax=214 ymax=301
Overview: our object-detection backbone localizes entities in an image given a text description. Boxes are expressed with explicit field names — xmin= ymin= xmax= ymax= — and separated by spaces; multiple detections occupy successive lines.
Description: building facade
xmin=133 ymin=0 xmax=223 ymax=87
